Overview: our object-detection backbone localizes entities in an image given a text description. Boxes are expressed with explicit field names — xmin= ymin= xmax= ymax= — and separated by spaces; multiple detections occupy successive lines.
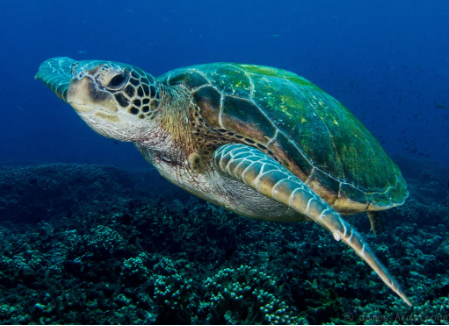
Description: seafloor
xmin=0 ymin=155 xmax=448 ymax=325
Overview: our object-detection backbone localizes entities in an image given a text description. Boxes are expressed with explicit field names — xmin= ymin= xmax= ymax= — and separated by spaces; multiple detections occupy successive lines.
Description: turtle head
xmin=36 ymin=57 xmax=161 ymax=142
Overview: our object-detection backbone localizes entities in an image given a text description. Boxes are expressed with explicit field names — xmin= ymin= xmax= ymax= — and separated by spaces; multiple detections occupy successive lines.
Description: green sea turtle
xmin=36 ymin=57 xmax=411 ymax=306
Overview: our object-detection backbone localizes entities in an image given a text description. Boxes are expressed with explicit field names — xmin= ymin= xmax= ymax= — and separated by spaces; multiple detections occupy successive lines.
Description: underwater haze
xmin=0 ymin=0 xmax=448 ymax=167
xmin=1 ymin=0 xmax=449 ymax=325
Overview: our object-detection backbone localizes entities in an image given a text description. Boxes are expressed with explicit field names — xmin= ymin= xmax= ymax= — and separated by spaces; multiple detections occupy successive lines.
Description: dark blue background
xmin=1 ymin=0 xmax=448 ymax=168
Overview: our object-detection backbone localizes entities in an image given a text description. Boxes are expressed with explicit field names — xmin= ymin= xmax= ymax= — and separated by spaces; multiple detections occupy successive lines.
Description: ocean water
xmin=0 ymin=0 xmax=449 ymax=324
xmin=1 ymin=0 xmax=448 ymax=167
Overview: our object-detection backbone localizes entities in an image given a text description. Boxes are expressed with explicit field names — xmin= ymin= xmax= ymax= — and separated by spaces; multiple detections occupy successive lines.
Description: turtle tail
xmin=35 ymin=57 xmax=76 ymax=102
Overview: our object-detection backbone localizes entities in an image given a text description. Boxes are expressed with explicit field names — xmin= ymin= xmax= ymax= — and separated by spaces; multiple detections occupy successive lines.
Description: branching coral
xmin=201 ymin=265 xmax=307 ymax=325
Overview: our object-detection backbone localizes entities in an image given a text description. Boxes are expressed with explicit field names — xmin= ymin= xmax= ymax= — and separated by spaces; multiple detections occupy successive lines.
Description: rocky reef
xmin=0 ymin=156 xmax=448 ymax=324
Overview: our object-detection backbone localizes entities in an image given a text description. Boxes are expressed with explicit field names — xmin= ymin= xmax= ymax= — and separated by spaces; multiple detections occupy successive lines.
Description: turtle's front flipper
xmin=213 ymin=144 xmax=412 ymax=306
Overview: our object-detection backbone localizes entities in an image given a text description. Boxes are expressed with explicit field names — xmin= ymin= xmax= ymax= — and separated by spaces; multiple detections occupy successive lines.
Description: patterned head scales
xmin=36 ymin=57 xmax=161 ymax=141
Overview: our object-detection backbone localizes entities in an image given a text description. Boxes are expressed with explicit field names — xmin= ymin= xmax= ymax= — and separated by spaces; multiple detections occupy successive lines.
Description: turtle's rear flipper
xmin=213 ymin=144 xmax=412 ymax=306
xmin=367 ymin=211 xmax=384 ymax=235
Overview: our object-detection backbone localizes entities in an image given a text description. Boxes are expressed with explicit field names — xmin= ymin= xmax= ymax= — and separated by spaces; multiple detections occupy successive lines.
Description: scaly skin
xmin=36 ymin=57 xmax=412 ymax=306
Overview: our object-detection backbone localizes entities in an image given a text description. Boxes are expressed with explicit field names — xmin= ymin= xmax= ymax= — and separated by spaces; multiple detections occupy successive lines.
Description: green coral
xmin=0 ymin=305 xmax=18 ymax=320
xmin=201 ymin=265 xmax=307 ymax=325
xmin=87 ymin=225 xmax=126 ymax=255
xmin=1 ymin=160 xmax=449 ymax=324
xmin=122 ymin=253 xmax=149 ymax=278
xmin=153 ymin=274 xmax=196 ymax=323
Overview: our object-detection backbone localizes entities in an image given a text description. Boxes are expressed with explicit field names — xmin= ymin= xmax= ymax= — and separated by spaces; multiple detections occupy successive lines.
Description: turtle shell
xmin=158 ymin=63 xmax=408 ymax=213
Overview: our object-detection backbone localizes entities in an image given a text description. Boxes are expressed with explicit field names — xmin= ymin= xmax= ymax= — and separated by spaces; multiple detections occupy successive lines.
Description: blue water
xmin=1 ymin=1 xmax=449 ymax=323
xmin=0 ymin=0 xmax=448 ymax=167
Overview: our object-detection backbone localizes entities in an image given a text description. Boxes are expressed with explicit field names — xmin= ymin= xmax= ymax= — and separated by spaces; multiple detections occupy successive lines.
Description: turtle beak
xmin=36 ymin=57 xmax=76 ymax=102
xmin=66 ymin=72 xmax=116 ymax=114
xmin=66 ymin=77 xmax=97 ymax=113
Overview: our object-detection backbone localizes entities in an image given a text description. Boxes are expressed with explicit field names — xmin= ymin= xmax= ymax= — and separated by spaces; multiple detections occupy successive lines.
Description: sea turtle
xmin=36 ymin=57 xmax=411 ymax=306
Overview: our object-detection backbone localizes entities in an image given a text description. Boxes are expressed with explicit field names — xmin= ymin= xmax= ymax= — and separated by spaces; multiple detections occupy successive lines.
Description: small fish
xmin=434 ymin=102 xmax=447 ymax=109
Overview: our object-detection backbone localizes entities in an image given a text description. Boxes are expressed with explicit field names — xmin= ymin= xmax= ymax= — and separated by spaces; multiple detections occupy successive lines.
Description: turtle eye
xmin=108 ymin=73 xmax=127 ymax=88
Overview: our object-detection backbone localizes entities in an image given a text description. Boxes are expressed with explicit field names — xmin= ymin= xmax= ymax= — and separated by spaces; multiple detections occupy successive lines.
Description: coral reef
xmin=0 ymin=157 xmax=448 ymax=324
xmin=200 ymin=265 xmax=308 ymax=324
